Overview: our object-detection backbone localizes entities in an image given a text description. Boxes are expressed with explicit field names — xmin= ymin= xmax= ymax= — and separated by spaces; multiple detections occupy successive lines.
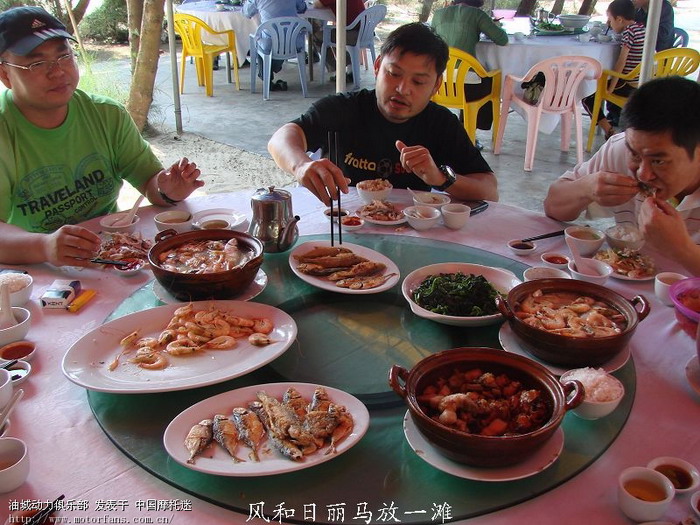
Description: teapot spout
xmin=277 ymin=215 xmax=300 ymax=251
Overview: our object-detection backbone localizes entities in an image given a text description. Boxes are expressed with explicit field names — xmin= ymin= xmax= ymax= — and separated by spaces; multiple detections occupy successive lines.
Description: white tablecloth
xmin=3 ymin=188 xmax=699 ymax=524
xmin=176 ymin=1 xmax=260 ymax=65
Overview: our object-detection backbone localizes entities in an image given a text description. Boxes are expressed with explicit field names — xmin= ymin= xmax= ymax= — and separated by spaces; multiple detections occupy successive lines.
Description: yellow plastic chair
xmin=586 ymin=47 xmax=700 ymax=151
xmin=173 ymin=13 xmax=240 ymax=97
xmin=431 ymin=47 xmax=502 ymax=146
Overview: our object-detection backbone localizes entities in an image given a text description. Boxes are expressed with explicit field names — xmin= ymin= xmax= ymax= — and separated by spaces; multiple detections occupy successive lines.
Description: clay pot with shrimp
xmin=389 ymin=347 xmax=583 ymax=467
xmin=148 ymin=229 xmax=263 ymax=301
xmin=497 ymin=279 xmax=650 ymax=367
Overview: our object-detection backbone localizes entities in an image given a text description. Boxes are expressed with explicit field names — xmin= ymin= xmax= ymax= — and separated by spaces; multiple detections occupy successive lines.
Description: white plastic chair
xmin=494 ymin=56 xmax=602 ymax=172
xmin=249 ymin=17 xmax=312 ymax=100
xmin=320 ymin=4 xmax=387 ymax=89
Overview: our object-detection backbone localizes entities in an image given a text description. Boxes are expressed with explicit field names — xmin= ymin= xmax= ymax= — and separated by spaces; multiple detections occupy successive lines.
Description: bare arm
xmin=0 ymin=221 xmax=101 ymax=266
xmin=608 ymin=45 xmax=630 ymax=93
xmin=140 ymin=157 xmax=204 ymax=207
xmin=268 ymin=123 xmax=349 ymax=205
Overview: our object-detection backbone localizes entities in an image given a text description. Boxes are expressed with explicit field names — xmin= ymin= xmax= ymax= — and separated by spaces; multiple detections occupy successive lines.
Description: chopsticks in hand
xmin=27 ymin=495 xmax=65 ymax=525
xmin=327 ymin=131 xmax=342 ymax=247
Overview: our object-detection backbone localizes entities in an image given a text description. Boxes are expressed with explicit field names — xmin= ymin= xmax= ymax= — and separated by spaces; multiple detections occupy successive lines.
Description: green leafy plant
xmin=78 ymin=0 xmax=129 ymax=44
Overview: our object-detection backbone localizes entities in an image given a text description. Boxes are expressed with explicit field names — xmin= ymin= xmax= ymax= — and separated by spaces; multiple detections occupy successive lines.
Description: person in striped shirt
xmin=582 ymin=0 xmax=645 ymax=140
xmin=545 ymin=77 xmax=700 ymax=276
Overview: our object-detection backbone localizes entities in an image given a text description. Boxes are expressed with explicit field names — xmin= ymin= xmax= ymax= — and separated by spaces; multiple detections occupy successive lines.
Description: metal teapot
xmin=535 ymin=8 xmax=555 ymax=22
xmin=248 ymin=186 xmax=300 ymax=253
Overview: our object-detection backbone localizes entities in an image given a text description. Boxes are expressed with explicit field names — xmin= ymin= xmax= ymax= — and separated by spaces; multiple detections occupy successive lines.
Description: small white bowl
xmin=154 ymin=210 xmax=192 ymax=234
xmin=568 ymin=258 xmax=612 ymax=285
xmin=113 ymin=259 xmax=146 ymax=277
xmin=523 ymin=266 xmax=572 ymax=281
xmin=412 ymin=192 xmax=450 ymax=208
xmin=646 ymin=457 xmax=700 ymax=494
xmin=356 ymin=180 xmax=393 ymax=204
xmin=0 ymin=437 xmax=29 ymax=493
xmin=541 ymin=252 xmax=571 ymax=270
xmin=403 ymin=205 xmax=441 ymax=231
xmin=0 ymin=308 xmax=31 ymax=347
xmin=605 ymin=224 xmax=645 ymax=251
xmin=692 ymin=491 xmax=700 ymax=519
xmin=340 ymin=215 xmax=364 ymax=231
xmin=99 ymin=213 xmax=140 ymax=234
xmin=618 ymin=467 xmax=675 ymax=522
xmin=0 ymin=340 xmax=35 ymax=362
xmin=564 ymin=226 xmax=605 ymax=257
xmin=7 ymin=360 xmax=30 ymax=386
xmin=560 ymin=368 xmax=624 ymax=419
xmin=508 ymin=240 xmax=536 ymax=255
xmin=441 ymin=203 xmax=471 ymax=230
xmin=0 ymin=274 xmax=33 ymax=307
xmin=598 ymin=34 xmax=613 ymax=42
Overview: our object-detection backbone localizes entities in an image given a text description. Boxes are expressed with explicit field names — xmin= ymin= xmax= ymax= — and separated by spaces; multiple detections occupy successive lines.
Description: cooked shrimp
xmin=202 ymin=335 xmax=237 ymax=350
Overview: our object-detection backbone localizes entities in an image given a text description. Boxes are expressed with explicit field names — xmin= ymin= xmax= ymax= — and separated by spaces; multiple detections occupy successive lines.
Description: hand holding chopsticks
xmin=328 ymin=131 xmax=343 ymax=247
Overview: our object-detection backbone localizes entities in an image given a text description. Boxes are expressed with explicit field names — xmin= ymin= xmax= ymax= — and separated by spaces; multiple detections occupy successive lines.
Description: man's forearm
xmin=268 ymin=123 xmax=312 ymax=179
xmin=544 ymin=178 xmax=592 ymax=221
xmin=0 ymin=223 xmax=48 ymax=264
xmin=449 ymin=172 xmax=499 ymax=202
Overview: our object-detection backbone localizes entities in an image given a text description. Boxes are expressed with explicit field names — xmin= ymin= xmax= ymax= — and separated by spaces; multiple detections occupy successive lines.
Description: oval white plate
xmin=163 ymin=382 xmax=369 ymax=476
xmin=401 ymin=262 xmax=522 ymax=327
xmin=191 ymin=208 xmax=247 ymax=230
xmin=356 ymin=202 xmax=407 ymax=225
xmin=403 ymin=411 xmax=564 ymax=482
xmin=62 ymin=300 xmax=297 ymax=393
xmin=151 ymin=270 xmax=268 ymax=304
xmin=609 ymin=271 xmax=656 ymax=282
xmin=499 ymin=323 xmax=631 ymax=376
xmin=289 ymin=241 xmax=400 ymax=295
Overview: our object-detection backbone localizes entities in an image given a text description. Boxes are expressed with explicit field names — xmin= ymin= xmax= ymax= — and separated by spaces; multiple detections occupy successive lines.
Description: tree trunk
xmin=516 ymin=0 xmax=537 ymax=17
xmin=418 ymin=0 xmax=437 ymax=23
xmin=550 ymin=0 xmax=565 ymax=15
xmin=127 ymin=0 xmax=144 ymax=72
xmin=579 ymin=0 xmax=599 ymax=15
xmin=125 ymin=0 xmax=164 ymax=131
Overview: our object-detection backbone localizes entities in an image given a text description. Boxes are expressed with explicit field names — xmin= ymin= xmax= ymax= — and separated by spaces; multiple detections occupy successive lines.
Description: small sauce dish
xmin=324 ymin=208 xmax=349 ymax=223
xmin=568 ymin=258 xmax=612 ymax=285
xmin=646 ymin=457 xmax=700 ymax=494
xmin=541 ymin=252 xmax=570 ymax=269
xmin=6 ymin=360 xmax=31 ymax=385
xmin=508 ymin=240 xmax=536 ymax=255
xmin=0 ymin=341 xmax=35 ymax=362
xmin=340 ymin=215 xmax=364 ymax=231
xmin=113 ymin=258 xmax=146 ymax=277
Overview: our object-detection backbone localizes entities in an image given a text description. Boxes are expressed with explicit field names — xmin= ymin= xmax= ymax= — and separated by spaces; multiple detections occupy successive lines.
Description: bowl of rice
xmin=560 ymin=367 xmax=624 ymax=419
xmin=0 ymin=273 xmax=33 ymax=307
xmin=605 ymin=224 xmax=645 ymax=251
xmin=356 ymin=179 xmax=393 ymax=204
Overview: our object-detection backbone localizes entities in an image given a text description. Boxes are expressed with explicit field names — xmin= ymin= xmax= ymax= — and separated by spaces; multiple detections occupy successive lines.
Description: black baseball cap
xmin=0 ymin=6 xmax=76 ymax=56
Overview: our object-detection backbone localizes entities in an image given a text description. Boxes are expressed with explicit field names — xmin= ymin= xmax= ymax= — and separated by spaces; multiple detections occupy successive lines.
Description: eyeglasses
xmin=0 ymin=53 xmax=76 ymax=74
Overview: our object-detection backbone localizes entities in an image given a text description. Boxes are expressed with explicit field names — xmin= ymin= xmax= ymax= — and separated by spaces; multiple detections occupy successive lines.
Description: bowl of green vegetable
xmin=401 ymin=263 xmax=522 ymax=326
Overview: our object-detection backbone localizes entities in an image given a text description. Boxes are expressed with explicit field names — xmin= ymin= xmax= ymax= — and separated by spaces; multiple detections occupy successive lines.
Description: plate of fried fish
xmin=163 ymin=382 xmax=370 ymax=476
xmin=289 ymin=241 xmax=400 ymax=294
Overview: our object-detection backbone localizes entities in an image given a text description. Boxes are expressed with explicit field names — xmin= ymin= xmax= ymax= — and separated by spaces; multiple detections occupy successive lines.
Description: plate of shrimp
xmin=163 ymin=382 xmax=370 ymax=476
xmin=61 ymin=300 xmax=297 ymax=393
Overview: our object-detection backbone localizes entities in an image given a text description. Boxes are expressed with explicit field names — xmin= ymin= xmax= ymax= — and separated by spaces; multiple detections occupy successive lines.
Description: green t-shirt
xmin=431 ymin=5 xmax=508 ymax=57
xmin=0 ymin=89 xmax=162 ymax=233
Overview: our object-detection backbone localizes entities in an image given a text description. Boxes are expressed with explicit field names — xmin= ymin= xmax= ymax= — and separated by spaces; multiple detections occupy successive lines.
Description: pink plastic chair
xmin=494 ymin=56 xmax=602 ymax=172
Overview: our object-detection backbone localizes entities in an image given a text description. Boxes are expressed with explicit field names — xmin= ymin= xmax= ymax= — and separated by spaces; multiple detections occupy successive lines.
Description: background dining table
xmin=2 ymin=187 xmax=698 ymax=524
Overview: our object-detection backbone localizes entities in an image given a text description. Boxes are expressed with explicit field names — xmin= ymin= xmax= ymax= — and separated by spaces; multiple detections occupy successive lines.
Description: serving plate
xmin=62 ymin=300 xmax=297 ymax=393
xmin=151 ymin=270 xmax=268 ymax=304
xmin=191 ymin=208 xmax=247 ymax=230
xmin=401 ymin=262 xmax=522 ymax=327
xmin=609 ymin=271 xmax=656 ymax=282
xmin=163 ymin=382 xmax=370 ymax=476
xmin=289 ymin=241 xmax=400 ymax=295
xmin=403 ymin=411 xmax=564 ymax=481
xmin=499 ymin=323 xmax=631 ymax=375
xmin=356 ymin=202 xmax=407 ymax=225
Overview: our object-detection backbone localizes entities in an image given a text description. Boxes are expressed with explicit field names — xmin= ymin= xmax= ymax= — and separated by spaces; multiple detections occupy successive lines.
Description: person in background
xmin=632 ymin=0 xmax=674 ymax=51
xmin=312 ymin=0 xmax=365 ymax=80
xmin=268 ymin=23 xmax=498 ymax=206
xmin=431 ymin=0 xmax=508 ymax=148
xmin=0 ymin=6 xmax=203 ymax=267
xmin=544 ymin=76 xmax=700 ymax=276
xmin=243 ymin=0 xmax=308 ymax=91
xmin=582 ymin=0 xmax=644 ymax=140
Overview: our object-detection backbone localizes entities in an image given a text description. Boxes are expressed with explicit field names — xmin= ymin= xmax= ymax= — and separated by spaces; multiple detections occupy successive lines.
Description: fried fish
xmin=184 ymin=418 xmax=213 ymax=464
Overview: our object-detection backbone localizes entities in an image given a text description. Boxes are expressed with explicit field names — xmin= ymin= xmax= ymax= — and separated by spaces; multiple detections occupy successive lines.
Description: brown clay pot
xmin=389 ymin=347 xmax=583 ymax=467
xmin=148 ymin=229 xmax=263 ymax=301
xmin=496 ymin=278 xmax=650 ymax=367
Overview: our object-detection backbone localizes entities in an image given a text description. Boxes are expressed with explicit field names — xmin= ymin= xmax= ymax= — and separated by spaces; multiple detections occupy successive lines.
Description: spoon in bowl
xmin=112 ymin=194 xmax=145 ymax=227
xmin=565 ymin=237 xmax=596 ymax=276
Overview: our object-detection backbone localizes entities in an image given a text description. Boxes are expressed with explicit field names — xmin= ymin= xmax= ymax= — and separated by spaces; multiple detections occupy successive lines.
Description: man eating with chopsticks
xmin=267 ymin=23 xmax=498 ymax=206
xmin=544 ymin=77 xmax=700 ymax=276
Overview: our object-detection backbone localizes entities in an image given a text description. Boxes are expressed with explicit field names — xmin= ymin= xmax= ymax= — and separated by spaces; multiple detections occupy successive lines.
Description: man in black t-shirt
xmin=632 ymin=0 xmax=674 ymax=51
xmin=267 ymin=23 xmax=498 ymax=206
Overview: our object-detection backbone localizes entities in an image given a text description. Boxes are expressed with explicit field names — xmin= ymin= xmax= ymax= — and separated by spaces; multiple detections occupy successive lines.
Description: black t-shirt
xmin=291 ymin=89 xmax=492 ymax=191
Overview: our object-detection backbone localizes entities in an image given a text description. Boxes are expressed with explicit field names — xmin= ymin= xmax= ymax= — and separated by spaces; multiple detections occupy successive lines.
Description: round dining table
xmin=2 ymin=187 xmax=698 ymax=525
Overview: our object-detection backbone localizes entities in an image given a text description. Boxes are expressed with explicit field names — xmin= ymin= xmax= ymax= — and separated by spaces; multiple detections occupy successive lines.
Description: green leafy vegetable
xmin=536 ymin=21 xmax=564 ymax=31
xmin=412 ymin=272 xmax=502 ymax=317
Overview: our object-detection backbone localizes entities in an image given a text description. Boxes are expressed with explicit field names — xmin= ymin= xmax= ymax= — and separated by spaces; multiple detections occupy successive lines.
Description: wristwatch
xmin=432 ymin=165 xmax=457 ymax=191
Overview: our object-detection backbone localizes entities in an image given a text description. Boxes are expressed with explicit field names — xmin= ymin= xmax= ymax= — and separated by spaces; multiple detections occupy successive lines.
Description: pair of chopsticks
xmin=90 ymin=258 xmax=130 ymax=267
xmin=328 ymin=131 xmax=342 ymax=247
xmin=27 ymin=495 xmax=65 ymax=525
xmin=1 ymin=359 xmax=18 ymax=370
xmin=520 ymin=229 xmax=565 ymax=243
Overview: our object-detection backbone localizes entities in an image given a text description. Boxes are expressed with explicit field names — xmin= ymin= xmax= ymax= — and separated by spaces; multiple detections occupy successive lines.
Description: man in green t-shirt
xmin=0 ymin=6 xmax=204 ymax=267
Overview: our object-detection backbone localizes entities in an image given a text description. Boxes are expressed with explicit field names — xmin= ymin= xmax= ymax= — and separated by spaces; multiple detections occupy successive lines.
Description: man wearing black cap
xmin=0 ymin=6 xmax=204 ymax=267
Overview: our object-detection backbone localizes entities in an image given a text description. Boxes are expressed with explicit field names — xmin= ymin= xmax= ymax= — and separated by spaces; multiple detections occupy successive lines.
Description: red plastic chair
xmin=494 ymin=56 xmax=602 ymax=172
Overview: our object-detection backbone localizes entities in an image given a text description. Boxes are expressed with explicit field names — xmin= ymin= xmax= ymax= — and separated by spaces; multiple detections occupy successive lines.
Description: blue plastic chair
xmin=249 ymin=17 xmax=312 ymax=100
xmin=320 ymin=4 xmax=387 ymax=89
